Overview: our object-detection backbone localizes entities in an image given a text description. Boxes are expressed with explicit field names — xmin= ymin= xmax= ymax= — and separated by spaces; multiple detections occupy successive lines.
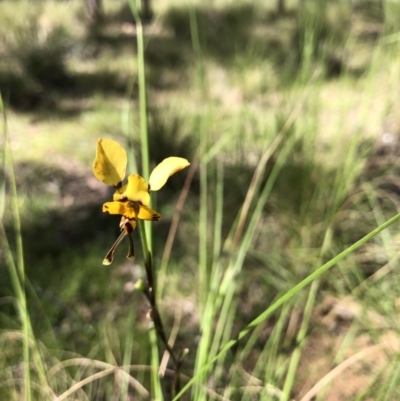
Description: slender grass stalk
xmin=125 ymin=2 xmax=165 ymax=398
xmin=280 ymin=280 xmax=319 ymax=401
xmin=189 ymin=2 xmax=209 ymax=316
xmin=189 ymin=5 xmax=205 ymax=95
xmin=190 ymin=145 xmax=226 ymax=400
xmin=212 ymin=160 xmax=224 ymax=268
xmin=0 ymin=98 xmax=5 ymax=221
xmin=189 ymin=7 xmax=213 ymax=401
xmin=259 ymin=303 xmax=293 ymax=401
xmin=120 ymin=308 xmax=136 ymax=401
xmin=135 ymin=19 xmax=150 ymax=181
xmin=127 ymin=0 xmax=152 ymax=249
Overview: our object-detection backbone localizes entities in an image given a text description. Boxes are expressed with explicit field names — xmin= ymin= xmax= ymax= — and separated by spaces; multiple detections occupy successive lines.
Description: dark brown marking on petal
xmin=120 ymin=213 xmax=137 ymax=230
xmin=152 ymin=214 xmax=161 ymax=221
xmin=127 ymin=201 xmax=141 ymax=214
xmin=114 ymin=181 xmax=123 ymax=190
xmin=125 ymin=224 xmax=133 ymax=234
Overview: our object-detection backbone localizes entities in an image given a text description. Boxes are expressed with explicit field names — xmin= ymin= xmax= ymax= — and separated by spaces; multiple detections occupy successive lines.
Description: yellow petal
xmin=123 ymin=204 xmax=140 ymax=220
xmin=102 ymin=201 xmax=129 ymax=215
xmin=93 ymin=138 xmax=127 ymax=187
xmin=138 ymin=205 xmax=161 ymax=221
xmin=148 ymin=157 xmax=190 ymax=191
xmin=123 ymin=174 xmax=150 ymax=205
xmin=113 ymin=184 xmax=127 ymax=201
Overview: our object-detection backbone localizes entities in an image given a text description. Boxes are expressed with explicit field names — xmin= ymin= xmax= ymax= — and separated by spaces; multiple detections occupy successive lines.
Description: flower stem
xmin=138 ymin=220 xmax=183 ymax=395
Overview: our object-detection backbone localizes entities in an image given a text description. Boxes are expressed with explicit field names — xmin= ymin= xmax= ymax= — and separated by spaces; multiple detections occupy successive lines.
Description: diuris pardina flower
xmin=93 ymin=138 xmax=190 ymax=265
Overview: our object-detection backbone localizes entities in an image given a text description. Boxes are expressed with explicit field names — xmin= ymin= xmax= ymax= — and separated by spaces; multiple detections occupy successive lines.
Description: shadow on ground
xmin=2 ymin=1 xmax=382 ymax=113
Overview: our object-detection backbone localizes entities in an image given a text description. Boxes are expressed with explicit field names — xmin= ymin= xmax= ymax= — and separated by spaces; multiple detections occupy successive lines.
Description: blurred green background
xmin=2 ymin=0 xmax=400 ymax=400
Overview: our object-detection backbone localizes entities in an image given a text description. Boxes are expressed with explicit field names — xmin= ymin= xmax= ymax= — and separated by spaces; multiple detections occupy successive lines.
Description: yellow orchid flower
xmin=93 ymin=138 xmax=190 ymax=265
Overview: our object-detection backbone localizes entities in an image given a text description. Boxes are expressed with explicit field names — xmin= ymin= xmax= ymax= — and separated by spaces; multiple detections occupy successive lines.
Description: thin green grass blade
xmin=127 ymin=0 xmax=152 ymax=251
xmin=0 ymin=94 xmax=5 ymax=220
xmin=189 ymin=2 xmax=209 ymax=316
xmin=124 ymin=3 xmax=160 ymax=399
xmin=281 ymin=280 xmax=319 ymax=401
xmin=120 ymin=306 xmax=136 ymax=401
xmin=262 ymin=303 xmax=293 ymax=399
xmin=212 ymin=159 xmax=223 ymax=272
xmin=192 ymin=159 xmax=224 ymax=397
xmin=189 ymin=6 xmax=213 ymax=400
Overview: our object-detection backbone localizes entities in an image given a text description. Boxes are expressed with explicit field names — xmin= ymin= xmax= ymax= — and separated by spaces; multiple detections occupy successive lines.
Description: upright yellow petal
xmin=123 ymin=174 xmax=151 ymax=205
xmin=148 ymin=157 xmax=190 ymax=191
xmin=113 ymin=184 xmax=127 ymax=201
xmin=93 ymin=138 xmax=127 ymax=187
xmin=138 ymin=205 xmax=161 ymax=221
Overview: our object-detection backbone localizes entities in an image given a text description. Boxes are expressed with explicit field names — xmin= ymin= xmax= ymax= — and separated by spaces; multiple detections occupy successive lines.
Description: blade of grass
xmin=280 ymin=280 xmax=319 ymax=401
xmin=120 ymin=305 xmax=136 ymax=401
xmin=189 ymin=5 xmax=213 ymax=400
